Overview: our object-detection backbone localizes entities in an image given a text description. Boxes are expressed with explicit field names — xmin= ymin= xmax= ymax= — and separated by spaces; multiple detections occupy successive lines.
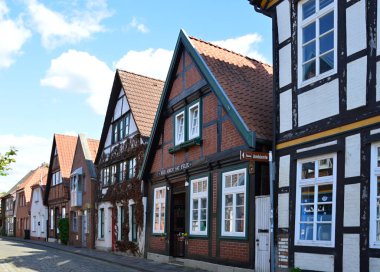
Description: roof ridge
xmin=188 ymin=35 xmax=272 ymax=68
xmin=54 ymin=133 xmax=78 ymax=138
xmin=117 ymin=69 xmax=165 ymax=83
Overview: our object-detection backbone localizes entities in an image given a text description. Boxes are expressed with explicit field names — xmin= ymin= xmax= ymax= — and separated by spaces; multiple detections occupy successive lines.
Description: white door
xmin=255 ymin=196 xmax=270 ymax=272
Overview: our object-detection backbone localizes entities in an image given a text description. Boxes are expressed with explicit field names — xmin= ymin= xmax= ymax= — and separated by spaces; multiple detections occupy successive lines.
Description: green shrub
xmin=58 ymin=218 xmax=69 ymax=245
xmin=291 ymin=268 xmax=302 ymax=272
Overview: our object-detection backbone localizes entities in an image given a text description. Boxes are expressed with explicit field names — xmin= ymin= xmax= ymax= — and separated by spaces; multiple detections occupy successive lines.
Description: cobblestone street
xmin=0 ymin=239 xmax=140 ymax=272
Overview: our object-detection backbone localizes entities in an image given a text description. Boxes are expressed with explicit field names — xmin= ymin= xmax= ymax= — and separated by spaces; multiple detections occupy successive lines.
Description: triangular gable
xmin=139 ymin=29 xmax=257 ymax=179
xmin=72 ymin=134 xmax=99 ymax=179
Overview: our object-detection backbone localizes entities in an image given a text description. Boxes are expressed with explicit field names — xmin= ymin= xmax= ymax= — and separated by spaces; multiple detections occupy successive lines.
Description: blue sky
xmin=0 ymin=0 xmax=272 ymax=192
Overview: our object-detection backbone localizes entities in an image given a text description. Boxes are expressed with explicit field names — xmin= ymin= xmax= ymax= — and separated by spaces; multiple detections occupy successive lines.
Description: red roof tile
xmin=87 ymin=138 xmax=100 ymax=162
xmin=189 ymin=37 xmax=273 ymax=141
xmin=117 ymin=70 xmax=165 ymax=137
xmin=17 ymin=164 xmax=48 ymax=202
xmin=54 ymin=134 xmax=78 ymax=178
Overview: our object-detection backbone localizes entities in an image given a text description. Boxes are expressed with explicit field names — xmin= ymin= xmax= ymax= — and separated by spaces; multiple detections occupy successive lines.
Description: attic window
xmin=112 ymin=113 xmax=131 ymax=144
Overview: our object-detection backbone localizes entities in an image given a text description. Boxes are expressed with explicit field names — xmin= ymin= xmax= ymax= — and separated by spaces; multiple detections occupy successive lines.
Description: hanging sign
xmin=240 ymin=151 xmax=269 ymax=162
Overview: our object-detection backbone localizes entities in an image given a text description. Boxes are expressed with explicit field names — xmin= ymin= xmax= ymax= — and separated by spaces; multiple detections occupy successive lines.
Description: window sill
xmin=295 ymin=241 xmax=334 ymax=248
xmin=169 ymin=138 xmax=202 ymax=154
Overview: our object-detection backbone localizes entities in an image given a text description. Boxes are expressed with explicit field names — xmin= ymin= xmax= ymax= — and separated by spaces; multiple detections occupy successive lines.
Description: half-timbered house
xmin=45 ymin=134 xmax=77 ymax=242
xmin=95 ymin=70 xmax=164 ymax=253
xmin=250 ymin=0 xmax=380 ymax=271
xmin=140 ymin=30 xmax=273 ymax=271
xmin=69 ymin=134 xmax=99 ymax=248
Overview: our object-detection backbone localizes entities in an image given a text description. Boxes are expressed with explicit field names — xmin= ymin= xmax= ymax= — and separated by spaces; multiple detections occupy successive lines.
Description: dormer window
xmin=298 ymin=0 xmax=336 ymax=86
xmin=112 ymin=113 xmax=131 ymax=144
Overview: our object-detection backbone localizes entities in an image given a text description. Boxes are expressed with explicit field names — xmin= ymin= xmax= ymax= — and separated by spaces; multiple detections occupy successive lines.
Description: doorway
xmin=170 ymin=192 xmax=186 ymax=257
xmin=255 ymin=196 xmax=270 ymax=272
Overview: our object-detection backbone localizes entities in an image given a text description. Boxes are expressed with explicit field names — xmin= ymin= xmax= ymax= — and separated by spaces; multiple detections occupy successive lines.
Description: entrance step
xmin=169 ymin=257 xmax=185 ymax=266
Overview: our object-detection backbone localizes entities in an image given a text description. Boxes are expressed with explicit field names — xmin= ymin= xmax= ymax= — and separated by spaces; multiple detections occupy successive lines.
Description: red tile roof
xmin=117 ymin=70 xmax=165 ymax=137
xmin=17 ymin=164 xmax=48 ymax=203
xmin=55 ymin=134 xmax=78 ymax=178
xmin=87 ymin=138 xmax=100 ymax=162
xmin=189 ymin=37 xmax=273 ymax=141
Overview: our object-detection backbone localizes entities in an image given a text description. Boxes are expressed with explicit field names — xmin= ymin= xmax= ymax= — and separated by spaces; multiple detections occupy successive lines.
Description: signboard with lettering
xmin=156 ymin=162 xmax=192 ymax=177
xmin=240 ymin=151 xmax=269 ymax=162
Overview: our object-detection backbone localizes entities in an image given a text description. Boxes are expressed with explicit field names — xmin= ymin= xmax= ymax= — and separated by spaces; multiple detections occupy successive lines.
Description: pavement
xmin=0 ymin=236 xmax=204 ymax=272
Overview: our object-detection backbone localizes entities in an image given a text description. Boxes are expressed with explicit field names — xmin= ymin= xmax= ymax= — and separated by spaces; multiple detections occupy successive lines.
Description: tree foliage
xmin=0 ymin=147 xmax=17 ymax=176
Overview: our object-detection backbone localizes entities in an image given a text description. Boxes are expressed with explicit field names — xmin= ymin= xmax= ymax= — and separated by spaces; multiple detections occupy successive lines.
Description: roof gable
xmin=72 ymin=134 xmax=99 ymax=178
xmin=17 ymin=165 xmax=48 ymax=203
xmin=54 ymin=134 xmax=78 ymax=178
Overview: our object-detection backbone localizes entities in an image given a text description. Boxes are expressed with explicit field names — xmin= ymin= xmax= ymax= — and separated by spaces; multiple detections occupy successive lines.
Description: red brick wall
xmin=203 ymin=125 xmax=217 ymax=156
xmin=163 ymin=118 xmax=172 ymax=143
xmin=203 ymin=94 xmax=218 ymax=124
xmin=150 ymin=236 xmax=166 ymax=252
xmin=185 ymin=66 xmax=202 ymax=89
xmin=188 ymin=239 xmax=208 ymax=257
xmin=221 ymin=119 xmax=245 ymax=151
xmin=174 ymin=149 xmax=185 ymax=165
xmin=162 ymin=144 xmax=173 ymax=169
xmin=169 ymin=76 xmax=183 ymax=100
xmin=151 ymin=149 xmax=162 ymax=173
xmin=220 ymin=241 xmax=250 ymax=262
xmin=188 ymin=145 xmax=201 ymax=162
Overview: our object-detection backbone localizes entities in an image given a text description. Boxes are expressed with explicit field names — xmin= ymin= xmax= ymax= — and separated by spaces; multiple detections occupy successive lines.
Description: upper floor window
xmin=298 ymin=0 xmax=336 ymax=85
xmin=174 ymin=100 xmax=201 ymax=147
xmin=128 ymin=157 xmax=137 ymax=179
xmin=370 ymin=142 xmax=380 ymax=248
xmin=52 ymin=171 xmax=62 ymax=186
xmin=112 ymin=113 xmax=131 ymax=144
xmin=34 ymin=190 xmax=39 ymax=202
xmin=295 ymin=154 xmax=336 ymax=247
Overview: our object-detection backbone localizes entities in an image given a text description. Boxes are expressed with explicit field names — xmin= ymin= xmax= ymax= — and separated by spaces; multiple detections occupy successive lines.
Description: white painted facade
xmin=279 ymin=44 xmax=292 ymax=88
xmin=276 ymin=0 xmax=291 ymax=44
xmin=346 ymin=0 xmax=366 ymax=56
xmin=95 ymin=201 xmax=113 ymax=251
xmin=277 ymin=193 xmax=289 ymax=228
xmin=279 ymin=89 xmax=292 ymax=132
xmin=343 ymin=183 xmax=361 ymax=227
xmin=30 ymin=187 xmax=48 ymax=240
xmin=343 ymin=234 xmax=360 ymax=272
xmin=347 ymin=56 xmax=367 ymax=110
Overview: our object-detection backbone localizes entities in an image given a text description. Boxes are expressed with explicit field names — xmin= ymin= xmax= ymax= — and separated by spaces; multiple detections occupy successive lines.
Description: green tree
xmin=0 ymin=147 xmax=17 ymax=176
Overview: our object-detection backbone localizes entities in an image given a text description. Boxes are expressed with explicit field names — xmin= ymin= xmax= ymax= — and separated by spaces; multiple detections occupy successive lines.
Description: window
xmin=102 ymin=167 xmax=110 ymax=186
xmin=370 ymin=143 xmax=380 ymax=248
xmin=175 ymin=111 xmax=185 ymax=145
xmin=34 ymin=189 xmax=39 ymax=202
xmin=295 ymin=154 xmax=336 ymax=247
xmin=99 ymin=208 xmax=104 ymax=239
xmin=221 ymin=168 xmax=247 ymax=237
xmin=188 ymin=103 xmax=200 ymax=140
xmin=119 ymin=162 xmax=124 ymax=182
xmin=190 ymin=177 xmax=208 ymax=235
xmin=72 ymin=212 xmax=77 ymax=232
xmin=41 ymin=215 xmax=45 ymax=233
xmin=50 ymin=209 xmax=54 ymax=230
xmin=62 ymin=207 xmax=66 ymax=219
xmin=52 ymin=171 xmax=62 ymax=186
xmin=112 ymin=113 xmax=131 ymax=144
xmin=131 ymin=204 xmax=137 ymax=242
xmin=118 ymin=206 xmax=125 ymax=241
xmin=298 ymin=0 xmax=336 ymax=85
xmin=111 ymin=165 xmax=117 ymax=184
xmin=128 ymin=158 xmax=136 ymax=179
xmin=32 ymin=216 xmax=36 ymax=232
xmin=153 ymin=186 xmax=166 ymax=233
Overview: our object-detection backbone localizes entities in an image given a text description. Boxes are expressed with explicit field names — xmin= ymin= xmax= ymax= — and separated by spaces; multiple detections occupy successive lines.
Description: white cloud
xmin=41 ymin=49 xmax=114 ymax=115
xmin=0 ymin=1 xmax=31 ymax=68
xmin=212 ymin=33 xmax=269 ymax=64
xmin=0 ymin=134 xmax=51 ymax=193
xmin=26 ymin=0 xmax=112 ymax=49
xmin=127 ymin=17 xmax=149 ymax=33
xmin=115 ymin=48 xmax=173 ymax=80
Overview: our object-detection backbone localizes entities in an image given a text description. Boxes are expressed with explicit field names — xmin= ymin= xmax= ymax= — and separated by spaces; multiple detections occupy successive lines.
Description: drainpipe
xmin=269 ymin=151 xmax=275 ymax=272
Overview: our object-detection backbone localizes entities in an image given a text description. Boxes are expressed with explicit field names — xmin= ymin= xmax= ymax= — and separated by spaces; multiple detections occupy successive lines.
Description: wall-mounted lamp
xmin=166 ymin=186 xmax=170 ymax=191
xmin=185 ymin=181 xmax=189 ymax=187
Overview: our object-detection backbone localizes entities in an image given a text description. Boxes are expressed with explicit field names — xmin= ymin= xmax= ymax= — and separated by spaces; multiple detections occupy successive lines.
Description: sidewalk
xmin=1 ymin=236 xmax=204 ymax=272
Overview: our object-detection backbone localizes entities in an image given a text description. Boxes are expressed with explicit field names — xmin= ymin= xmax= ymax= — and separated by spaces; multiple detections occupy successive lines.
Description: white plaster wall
xmin=343 ymin=234 xmax=360 ymax=272
xmin=347 ymin=56 xmax=367 ymax=110
xmin=344 ymin=183 xmax=361 ymax=227
xmin=345 ymin=134 xmax=361 ymax=178
xmin=278 ymin=193 xmax=289 ymax=228
xmin=121 ymin=95 xmax=130 ymax=114
xmin=129 ymin=116 xmax=138 ymax=135
xmin=370 ymin=258 xmax=380 ymax=272
xmin=376 ymin=62 xmax=380 ymax=101
xmin=279 ymin=155 xmax=290 ymax=188
xmin=298 ymin=79 xmax=339 ymax=126
xmin=114 ymin=97 xmax=123 ymax=120
xmin=346 ymin=0 xmax=366 ymax=56
xmin=279 ymin=44 xmax=292 ymax=88
xmin=95 ymin=202 xmax=113 ymax=251
xmin=280 ymin=89 xmax=292 ymax=132
xmin=30 ymin=188 xmax=48 ymax=239
xmin=371 ymin=128 xmax=380 ymax=135
xmin=276 ymin=0 xmax=291 ymax=44
xmin=297 ymin=141 xmax=337 ymax=153
xmin=105 ymin=127 xmax=112 ymax=148
xmin=294 ymin=253 xmax=334 ymax=272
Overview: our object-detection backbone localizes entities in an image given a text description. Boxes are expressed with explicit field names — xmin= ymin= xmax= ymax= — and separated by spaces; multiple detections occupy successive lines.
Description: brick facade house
xmin=95 ymin=69 xmax=164 ymax=253
xmin=69 ymin=134 xmax=99 ymax=248
xmin=140 ymin=30 xmax=273 ymax=270
xmin=45 ymin=134 xmax=77 ymax=242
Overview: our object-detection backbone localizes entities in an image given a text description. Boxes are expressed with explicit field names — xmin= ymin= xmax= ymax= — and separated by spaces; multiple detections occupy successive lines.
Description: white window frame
xmin=221 ymin=168 xmax=247 ymax=237
xmin=99 ymin=208 xmax=104 ymax=239
xmin=370 ymin=142 xmax=380 ymax=248
xmin=50 ymin=209 xmax=54 ymax=230
xmin=153 ymin=186 xmax=166 ymax=234
xmin=190 ymin=176 xmax=208 ymax=236
xmin=72 ymin=212 xmax=77 ymax=232
xmin=62 ymin=207 xmax=66 ymax=219
xmin=118 ymin=205 xmax=125 ymax=241
xmin=297 ymin=0 xmax=337 ymax=87
xmin=128 ymin=157 xmax=136 ymax=179
xmin=188 ymin=102 xmax=200 ymax=140
xmin=295 ymin=153 xmax=337 ymax=247
xmin=175 ymin=111 xmax=185 ymax=145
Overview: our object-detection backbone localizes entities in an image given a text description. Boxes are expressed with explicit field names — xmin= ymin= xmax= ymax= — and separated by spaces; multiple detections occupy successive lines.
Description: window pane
xmin=317 ymin=204 xmax=332 ymax=221
xmin=193 ymin=199 xmax=198 ymax=209
xmin=377 ymin=176 xmax=380 ymax=196
xmin=237 ymin=193 xmax=245 ymax=206
xmin=302 ymin=162 xmax=315 ymax=179
xmin=301 ymin=186 xmax=315 ymax=203
xmin=238 ymin=173 xmax=245 ymax=186
xmin=318 ymin=184 xmax=333 ymax=202
xmin=225 ymin=220 xmax=232 ymax=232
xmin=225 ymin=175 xmax=231 ymax=188
xmin=236 ymin=207 xmax=244 ymax=219
xmin=316 ymin=223 xmax=331 ymax=241
xmin=303 ymin=22 xmax=316 ymax=44
xmin=198 ymin=181 xmax=203 ymax=192
xmin=320 ymin=51 xmax=334 ymax=74
xmin=200 ymin=220 xmax=207 ymax=231
xmin=193 ymin=210 xmax=198 ymax=220
xmin=225 ymin=207 xmax=233 ymax=220
xmin=320 ymin=0 xmax=333 ymax=10
xmin=201 ymin=198 xmax=207 ymax=209
xmin=303 ymin=42 xmax=316 ymax=62
xmin=236 ymin=219 xmax=244 ymax=232
xmin=193 ymin=182 xmax=198 ymax=194
xmin=203 ymin=180 xmax=207 ymax=192
xmin=192 ymin=221 xmax=199 ymax=231
xmin=319 ymin=158 xmax=333 ymax=177
xmin=201 ymin=209 xmax=207 ymax=220
xmin=319 ymin=32 xmax=334 ymax=54
xmin=225 ymin=194 xmax=233 ymax=207
xmin=320 ymin=12 xmax=334 ymax=35
xmin=377 ymin=147 xmax=380 ymax=167
xmin=300 ymin=223 xmax=313 ymax=240
xmin=303 ymin=60 xmax=316 ymax=80
xmin=232 ymin=174 xmax=238 ymax=187
xmin=302 ymin=0 xmax=315 ymax=19
xmin=300 ymin=204 xmax=314 ymax=221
